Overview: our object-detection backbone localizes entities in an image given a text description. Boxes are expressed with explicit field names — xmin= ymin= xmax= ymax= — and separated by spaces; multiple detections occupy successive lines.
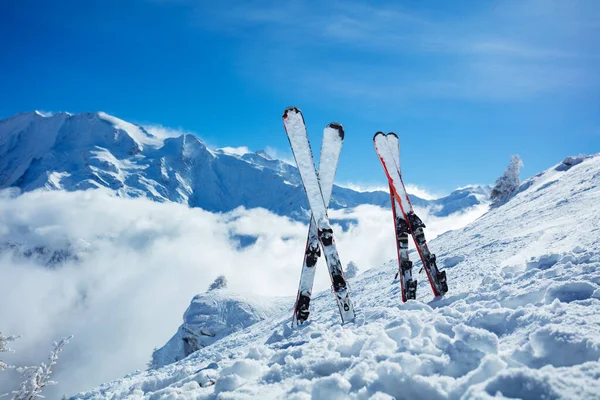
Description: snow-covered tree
xmin=345 ymin=262 xmax=359 ymax=279
xmin=11 ymin=336 xmax=72 ymax=400
xmin=490 ymin=155 xmax=523 ymax=207
xmin=208 ymin=275 xmax=228 ymax=291
xmin=1 ymin=332 xmax=20 ymax=371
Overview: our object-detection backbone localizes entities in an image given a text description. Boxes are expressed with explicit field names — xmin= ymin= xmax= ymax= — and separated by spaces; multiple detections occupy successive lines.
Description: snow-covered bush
xmin=490 ymin=155 xmax=523 ymax=207
xmin=11 ymin=336 xmax=72 ymax=400
xmin=1 ymin=332 xmax=20 ymax=371
xmin=1 ymin=334 xmax=72 ymax=399
xmin=208 ymin=275 xmax=228 ymax=291
xmin=345 ymin=261 xmax=359 ymax=279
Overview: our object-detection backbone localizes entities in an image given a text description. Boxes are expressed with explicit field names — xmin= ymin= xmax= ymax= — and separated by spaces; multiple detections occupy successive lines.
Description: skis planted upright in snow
xmin=292 ymin=122 xmax=344 ymax=327
xmin=283 ymin=106 xmax=355 ymax=324
xmin=389 ymin=184 xmax=418 ymax=302
xmin=387 ymin=133 xmax=417 ymax=302
xmin=373 ymin=132 xmax=448 ymax=298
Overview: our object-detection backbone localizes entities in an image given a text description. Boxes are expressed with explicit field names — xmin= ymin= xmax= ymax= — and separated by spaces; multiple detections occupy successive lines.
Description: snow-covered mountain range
xmin=74 ymin=153 xmax=600 ymax=399
xmin=0 ymin=111 xmax=489 ymax=220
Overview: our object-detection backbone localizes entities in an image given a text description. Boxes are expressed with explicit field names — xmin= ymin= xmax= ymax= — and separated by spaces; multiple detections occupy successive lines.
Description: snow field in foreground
xmin=74 ymin=247 xmax=600 ymax=399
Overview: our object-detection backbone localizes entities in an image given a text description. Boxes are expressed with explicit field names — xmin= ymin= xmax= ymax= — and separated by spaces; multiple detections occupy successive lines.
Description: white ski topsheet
xmin=285 ymin=107 xmax=355 ymax=324
xmin=384 ymin=134 xmax=409 ymax=224
xmin=373 ymin=133 xmax=412 ymax=214
xmin=293 ymin=124 xmax=343 ymax=323
xmin=386 ymin=133 xmax=401 ymax=177
xmin=318 ymin=124 xmax=343 ymax=205
xmin=283 ymin=108 xmax=329 ymax=228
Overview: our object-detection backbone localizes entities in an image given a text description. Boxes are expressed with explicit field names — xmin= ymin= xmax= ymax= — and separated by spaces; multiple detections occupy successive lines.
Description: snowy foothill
xmin=70 ymin=154 xmax=600 ymax=399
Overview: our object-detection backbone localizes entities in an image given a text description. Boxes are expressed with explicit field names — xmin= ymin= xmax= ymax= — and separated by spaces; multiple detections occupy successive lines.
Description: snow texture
xmin=73 ymin=154 xmax=600 ymax=399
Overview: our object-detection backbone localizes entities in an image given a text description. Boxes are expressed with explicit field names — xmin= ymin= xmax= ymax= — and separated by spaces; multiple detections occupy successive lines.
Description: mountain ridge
xmin=0 ymin=111 xmax=490 ymax=220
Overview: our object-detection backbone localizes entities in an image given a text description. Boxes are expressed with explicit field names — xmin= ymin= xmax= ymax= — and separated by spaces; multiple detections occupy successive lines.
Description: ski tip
xmin=373 ymin=131 xmax=385 ymax=141
xmin=283 ymin=106 xmax=301 ymax=119
xmin=326 ymin=122 xmax=344 ymax=140
xmin=387 ymin=132 xmax=398 ymax=139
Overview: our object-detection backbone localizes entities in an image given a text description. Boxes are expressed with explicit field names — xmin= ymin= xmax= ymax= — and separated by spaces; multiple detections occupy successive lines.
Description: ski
xmin=390 ymin=184 xmax=418 ymax=302
xmin=283 ymin=106 xmax=355 ymax=324
xmin=373 ymin=132 xmax=448 ymax=298
xmin=292 ymin=122 xmax=344 ymax=327
xmin=386 ymin=132 xmax=417 ymax=302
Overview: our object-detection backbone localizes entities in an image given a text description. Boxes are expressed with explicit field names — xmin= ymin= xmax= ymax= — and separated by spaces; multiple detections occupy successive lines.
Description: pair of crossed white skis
xmin=283 ymin=107 xmax=355 ymax=326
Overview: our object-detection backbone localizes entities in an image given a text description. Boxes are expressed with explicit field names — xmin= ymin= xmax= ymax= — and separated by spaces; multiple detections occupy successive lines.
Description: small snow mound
xmin=444 ymin=255 xmax=466 ymax=268
xmin=555 ymin=155 xmax=586 ymax=171
xmin=454 ymin=324 xmax=499 ymax=355
xmin=528 ymin=325 xmax=600 ymax=367
xmin=526 ymin=253 xmax=560 ymax=270
xmin=544 ymin=281 xmax=597 ymax=303
xmin=311 ymin=374 xmax=351 ymax=400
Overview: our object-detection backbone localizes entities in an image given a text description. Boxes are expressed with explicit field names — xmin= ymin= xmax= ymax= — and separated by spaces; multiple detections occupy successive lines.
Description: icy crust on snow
xmin=151 ymin=290 xmax=289 ymax=369
xmin=74 ymin=155 xmax=600 ymax=399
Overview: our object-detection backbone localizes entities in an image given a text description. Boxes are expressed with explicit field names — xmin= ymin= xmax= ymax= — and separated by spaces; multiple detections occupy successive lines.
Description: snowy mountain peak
xmin=0 ymin=111 xmax=490 ymax=220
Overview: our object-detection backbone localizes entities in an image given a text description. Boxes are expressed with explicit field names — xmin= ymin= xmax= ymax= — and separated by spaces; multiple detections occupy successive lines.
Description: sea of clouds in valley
xmin=0 ymin=188 xmax=485 ymax=395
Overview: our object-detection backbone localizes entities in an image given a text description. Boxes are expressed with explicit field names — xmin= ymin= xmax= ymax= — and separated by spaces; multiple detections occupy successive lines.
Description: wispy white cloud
xmin=404 ymin=184 xmax=444 ymax=200
xmin=143 ymin=124 xmax=189 ymax=140
xmin=218 ymin=146 xmax=251 ymax=156
xmin=180 ymin=0 xmax=599 ymax=103
xmin=339 ymin=182 xmax=444 ymax=200
xmin=337 ymin=182 xmax=388 ymax=193
xmin=34 ymin=110 xmax=55 ymax=117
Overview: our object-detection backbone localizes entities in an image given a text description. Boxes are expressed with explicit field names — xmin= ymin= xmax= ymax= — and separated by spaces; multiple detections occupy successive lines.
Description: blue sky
xmin=1 ymin=0 xmax=598 ymax=194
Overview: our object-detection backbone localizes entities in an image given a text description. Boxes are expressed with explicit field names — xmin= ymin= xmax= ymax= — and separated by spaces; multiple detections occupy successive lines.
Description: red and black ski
xmin=373 ymin=132 xmax=448 ymax=299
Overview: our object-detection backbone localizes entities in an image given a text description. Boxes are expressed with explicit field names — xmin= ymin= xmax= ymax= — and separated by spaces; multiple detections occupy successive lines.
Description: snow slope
xmin=0 ymin=111 xmax=488 ymax=221
xmin=73 ymin=154 xmax=600 ymax=399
